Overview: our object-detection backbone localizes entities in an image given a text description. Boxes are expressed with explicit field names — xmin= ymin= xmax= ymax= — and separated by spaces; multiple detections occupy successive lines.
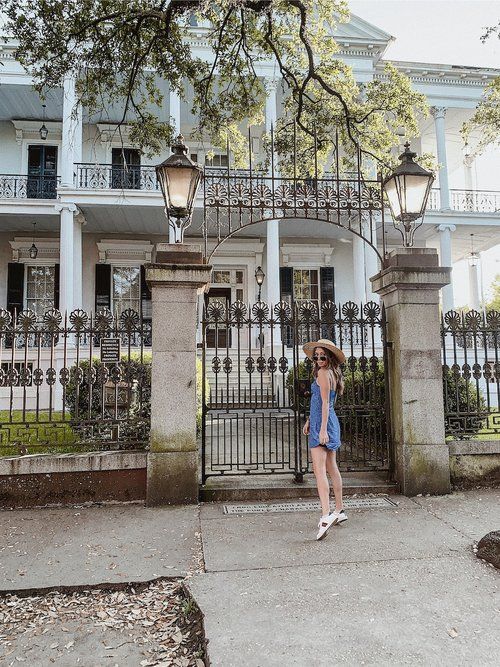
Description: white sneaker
xmin=330 ymin=509 xmax=348 ymax=525
xmin=316 ymin=513 xmax=336 ymax=540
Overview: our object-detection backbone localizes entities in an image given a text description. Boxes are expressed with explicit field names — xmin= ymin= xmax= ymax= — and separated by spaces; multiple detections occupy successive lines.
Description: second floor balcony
xmin=1 ymin=164 xmax=499 ymax=216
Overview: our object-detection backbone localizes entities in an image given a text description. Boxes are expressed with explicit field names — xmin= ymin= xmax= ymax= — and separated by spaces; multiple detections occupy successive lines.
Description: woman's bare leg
xmin=326 ymin=450 xmax=343 ymax=512
xmin=311 ymin=446 xmax=330 ymax=516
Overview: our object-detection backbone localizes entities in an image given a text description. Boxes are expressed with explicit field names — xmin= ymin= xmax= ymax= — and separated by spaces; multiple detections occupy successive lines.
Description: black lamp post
xmin=29 ymin=221 xmax=38 ymax=259
xmin=39 ymin=104 xmax=48 ymax=141
xmin=255 ymin=266 xmax=265 ymax=301
xmin=383 ymin=142 xmax=434 ymax=247
xmin=155 ymin=134 xmax=203 ymax=243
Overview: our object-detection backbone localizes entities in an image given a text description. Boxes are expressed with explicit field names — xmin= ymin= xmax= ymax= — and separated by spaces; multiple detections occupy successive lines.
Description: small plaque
xmin=100 ymin=337 xmax=120 ymax=363
xmin=223 ymin=497 xmax=397 ymax=515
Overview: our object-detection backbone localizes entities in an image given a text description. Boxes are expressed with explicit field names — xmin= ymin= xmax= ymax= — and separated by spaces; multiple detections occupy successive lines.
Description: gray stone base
xmin=402 ymin=444 xmax=451 ymax=496
xmin=146 ymin=451 xmax=198 ymax=506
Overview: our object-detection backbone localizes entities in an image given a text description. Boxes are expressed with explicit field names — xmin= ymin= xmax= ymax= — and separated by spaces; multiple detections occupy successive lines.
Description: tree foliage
xmin=486 ymin=273 xmax=500 ymax=312
xmin=5 ymin=0 xmax=429 ymax=172
xmin=461 ymin=19 xmax=500 ymax=155
xmin=462 ymin=77 xmax=500 ymax=155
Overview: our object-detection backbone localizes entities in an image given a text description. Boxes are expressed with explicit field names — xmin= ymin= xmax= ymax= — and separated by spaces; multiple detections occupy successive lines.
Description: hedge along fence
xmin=289 ymin=360 xmax=487 ymax=440
xmin=64 ymin=354 xmax=207 ymax=444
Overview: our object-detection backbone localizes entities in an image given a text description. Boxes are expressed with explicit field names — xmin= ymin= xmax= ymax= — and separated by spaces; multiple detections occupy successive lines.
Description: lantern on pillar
xmin=155 ymin=135 xmax=203 ymax=244
xmin=383 ymin=142 xmax=434 ymax=247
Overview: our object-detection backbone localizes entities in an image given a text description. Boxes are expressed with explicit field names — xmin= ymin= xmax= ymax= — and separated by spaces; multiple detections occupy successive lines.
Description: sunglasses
xmin=313 ymin=355 xmax=328 ymax=361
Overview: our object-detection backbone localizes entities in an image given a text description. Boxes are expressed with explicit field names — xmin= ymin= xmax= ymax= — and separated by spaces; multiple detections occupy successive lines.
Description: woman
xmin=302 ymin=338 xmax=347 ymax=540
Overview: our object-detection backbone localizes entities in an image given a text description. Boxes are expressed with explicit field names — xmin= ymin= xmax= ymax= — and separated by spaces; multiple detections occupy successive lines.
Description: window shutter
xmin=140 ymin=265 xmax=152 ymax=320
xmin=320 ymin=267 xmax=335 ymax=305
xmin=95 ymin=264 xmax=111 ymax=311
xmin=54 ymin=264 xmax=60 ymax=310
xmin=280 ymin=267 xmax=293 ymax=302
xmin=7 ymin=263 xmax=25 ymax=318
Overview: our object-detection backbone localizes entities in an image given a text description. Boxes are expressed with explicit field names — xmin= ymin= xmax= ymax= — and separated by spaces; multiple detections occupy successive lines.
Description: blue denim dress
xmin=309 ymin=380 xmax=341 ymax=451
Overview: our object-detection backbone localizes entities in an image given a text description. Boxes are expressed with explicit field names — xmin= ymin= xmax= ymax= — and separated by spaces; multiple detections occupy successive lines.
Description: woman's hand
xmin=303 ymin=418 xmax=310 ymax=436
xmin=319 ymin=427 xmax=328 ymax=445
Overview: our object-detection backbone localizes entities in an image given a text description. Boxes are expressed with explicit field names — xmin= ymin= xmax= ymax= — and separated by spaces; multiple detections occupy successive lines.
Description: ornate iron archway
xmin=202 ymin=127 xmax=387 ymax=263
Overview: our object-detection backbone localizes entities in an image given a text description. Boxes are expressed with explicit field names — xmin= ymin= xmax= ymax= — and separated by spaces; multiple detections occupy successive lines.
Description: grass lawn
xmin=0 ymin=410 xmax=78 ymax=456
xmin=476 ymin=411 xmax=500 ymax=441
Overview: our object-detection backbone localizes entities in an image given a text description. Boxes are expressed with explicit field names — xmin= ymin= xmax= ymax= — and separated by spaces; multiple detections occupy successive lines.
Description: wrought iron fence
xmin=202 ymin=299 xmax=390 ymax=480
xmin=0 ymin=174 xmax=59 ymax=199
xmin=0 ymin=308 xmax=151 ymax=455
xmin=441 ymin=309 xmax=500 ymax=439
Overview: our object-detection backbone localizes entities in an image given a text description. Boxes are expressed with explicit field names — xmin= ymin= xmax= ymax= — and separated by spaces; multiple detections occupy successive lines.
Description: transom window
xmin=26 ymin=265 xmax=55 ymax=317
xmin=112 ymin=266 xmax=140 ymax=316
xmin=211 ymin=268 xmax=245 ymax=303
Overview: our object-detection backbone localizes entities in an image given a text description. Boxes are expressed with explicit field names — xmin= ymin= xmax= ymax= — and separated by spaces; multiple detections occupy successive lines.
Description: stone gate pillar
xmin=371 ymin=248 xmax=451 ymax=496
xmin=145 ymin=244 xmax=212 ymax=505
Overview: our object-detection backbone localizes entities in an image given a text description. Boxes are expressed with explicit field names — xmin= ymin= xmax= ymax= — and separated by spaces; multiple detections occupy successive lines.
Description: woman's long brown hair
xmin=312 ymin=347 xmax=345 ymax=396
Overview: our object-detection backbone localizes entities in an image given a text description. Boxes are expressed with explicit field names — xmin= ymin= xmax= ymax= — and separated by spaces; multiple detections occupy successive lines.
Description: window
xmin=26 ymin=265 xmax=55 ymax=317
xmin=213 ymin=270 xmax=231 ymax=284
xmin=27 ymin=145 xmax=58 ymax=198
xmin=293 ymin=269 xmax=319 ymax=305
xmin=205 ymin=154 xmax=229 ymax=167
xmin=111 ymin=148 xmax=141 ymax=189
xmin=112 ymin=267 xmax=141 ymax=316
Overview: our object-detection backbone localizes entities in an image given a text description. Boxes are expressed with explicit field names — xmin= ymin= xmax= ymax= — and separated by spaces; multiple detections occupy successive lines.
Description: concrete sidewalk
xmin=188 ymin=489 xmax=500 ymax=666
xmin=0 ymin=502 xmax=199 ymax=592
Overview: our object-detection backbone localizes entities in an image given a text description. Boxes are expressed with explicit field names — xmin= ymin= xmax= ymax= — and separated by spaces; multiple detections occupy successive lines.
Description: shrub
xmin=442 ymin=367 xmax=488 ymax=439
xmin=64 ymin=352 xmax=207 ymax=440
xmin=287 ymin=360 xmax=486 ymax=439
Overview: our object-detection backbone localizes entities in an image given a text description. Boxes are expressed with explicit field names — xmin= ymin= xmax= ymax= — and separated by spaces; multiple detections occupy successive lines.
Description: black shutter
xmin=320 ymin=267 xmax=335 ymax=305
xmin=54 ymin=264 xmax=60 ymax=310
xmin=95 ymin=264 xmax=111 ymax=311
xmin=7 ymin=263 xmax=24 ymax=318
xmin=280 ymin=267 xmax=294 ymax=302
xmin=140 ymin=264 xmax=152 ymax=320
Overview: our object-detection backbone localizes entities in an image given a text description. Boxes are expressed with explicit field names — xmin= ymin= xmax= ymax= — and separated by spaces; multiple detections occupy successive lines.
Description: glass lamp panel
xmin=403 ymin=174 xmax=431 ymax=217
xmin=165 ymin=166 xmax=192 ymax=210
xmin=384 ymin=176 xmax=402 ymax=220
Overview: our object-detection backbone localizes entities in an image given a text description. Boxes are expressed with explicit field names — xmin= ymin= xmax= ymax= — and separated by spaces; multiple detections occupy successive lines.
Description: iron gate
xmin=201 ymin=299 xmax=392 ymax=481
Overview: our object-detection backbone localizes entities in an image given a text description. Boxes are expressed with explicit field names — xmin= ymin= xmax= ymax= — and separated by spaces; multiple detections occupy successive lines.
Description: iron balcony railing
xmin=0 ymin=174 xmax=59 ymax=200
xmin=74 ymin=164 xmax=159 ymax=191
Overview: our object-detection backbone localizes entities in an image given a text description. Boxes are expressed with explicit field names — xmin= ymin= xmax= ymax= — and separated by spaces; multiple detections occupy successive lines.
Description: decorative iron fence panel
xmin=0 ymin=308 xmax=151 ymax=455
xmin=0 ymin=174 xmax=59 ymax=199
xmin=201 ymin=299 xmax=391 ymax=481
xmin=441 ymin=309 xmax=500 ymax=439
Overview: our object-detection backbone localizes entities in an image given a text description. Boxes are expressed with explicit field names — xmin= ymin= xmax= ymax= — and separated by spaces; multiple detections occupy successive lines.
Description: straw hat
xmin=303 ymin=338 xmax=346 ymax=365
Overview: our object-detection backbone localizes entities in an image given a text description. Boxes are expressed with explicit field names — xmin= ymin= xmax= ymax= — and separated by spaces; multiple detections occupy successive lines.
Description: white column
xmin=266 ymin=219 xmax=280 ymax=306
xmin=437 ymin=223 xmax=456 ymax=313
xmin=463 ymin=154 xmax=474 ymax=211
xmin=468 ymin=260 xmax=481 ymax=312
xmin=431 ymin=107 xmax=450 ymax=211
xmin=169 ymin=89 xmax=181 ymax=136
xmin=265 ymin=78 xmax=281 ymax=311
xmin=61 ymin=76 xmax=82 ymax=188
xmin=56 ymin=202 xmax=77 ymax=314
xmin=73 ymin=211 xmax=85 ymax=310
xmin=364 ymin=217 xmax=379 ymax=302
xmin=352 ymin=233 xmax=366 ymax=305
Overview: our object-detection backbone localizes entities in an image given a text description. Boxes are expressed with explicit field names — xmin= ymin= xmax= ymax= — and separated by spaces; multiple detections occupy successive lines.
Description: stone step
xmin=200 ymin=471 xmax=398 ymax=502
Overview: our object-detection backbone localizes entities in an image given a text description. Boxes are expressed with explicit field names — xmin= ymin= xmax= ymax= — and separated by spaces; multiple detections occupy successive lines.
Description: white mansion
xmin=0 ymin=14 xmax=499 ymax=330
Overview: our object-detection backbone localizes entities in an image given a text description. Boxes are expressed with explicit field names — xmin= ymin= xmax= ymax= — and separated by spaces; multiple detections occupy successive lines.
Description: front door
xmin=27 ymin=145 xmax=58 ymax=198
xmin=205 ymin=288 xmax=231 ymax=349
